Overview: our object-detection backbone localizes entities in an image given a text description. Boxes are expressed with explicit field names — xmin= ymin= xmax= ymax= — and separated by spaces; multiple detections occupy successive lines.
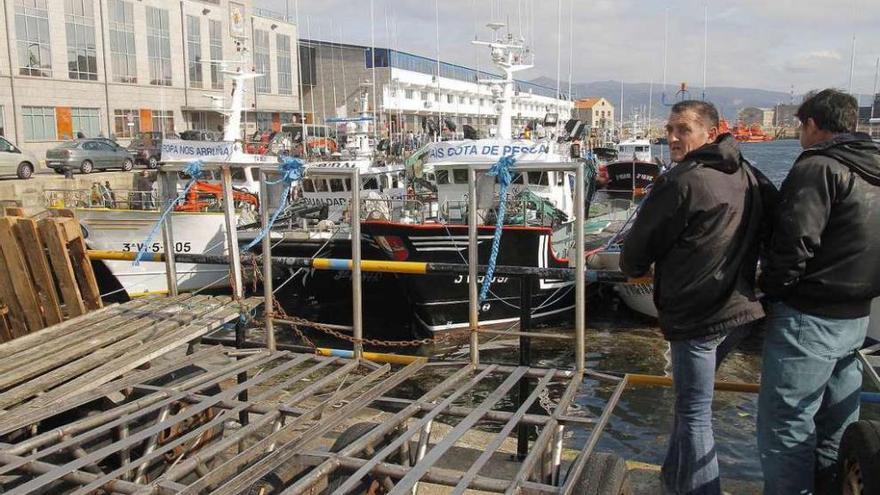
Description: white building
xmin=299 ymin=40 xmax=573 ymax=138
xmin=1 ymin=0 xmax=301 ymax=158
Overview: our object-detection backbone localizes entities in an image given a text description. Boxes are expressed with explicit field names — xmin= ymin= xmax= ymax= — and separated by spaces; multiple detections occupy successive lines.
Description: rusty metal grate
xmin=0 ymin=345 xmax=624 ymax=494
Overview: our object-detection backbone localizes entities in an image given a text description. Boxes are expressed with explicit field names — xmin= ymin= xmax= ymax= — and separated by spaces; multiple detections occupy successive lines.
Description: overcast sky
xmin=257 ymin=0 xmax=880 ymax=97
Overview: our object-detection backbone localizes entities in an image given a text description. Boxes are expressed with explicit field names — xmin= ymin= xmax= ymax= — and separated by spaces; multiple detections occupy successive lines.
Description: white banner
xmin=423 ymin=140 xmax=558 ymax=164
xmin=161 ymin=140 xmax=235 ymax=162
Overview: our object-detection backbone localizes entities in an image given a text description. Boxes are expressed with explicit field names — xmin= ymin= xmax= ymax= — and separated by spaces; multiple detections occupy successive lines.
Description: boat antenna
xmin=369 ymin=0 xmax=378 ymax=145
xmin=294 ymin=0 xmax=307 ymax=151
xmin=435 ymin=0 xmax=442 ymax=142
xmin=567 ymin=0 xmax=573 ymax=102
xmin=338 ymin=25 xmax=348 ymax=116
xmin=871 ymin=57 xmax=879 ymax=121
xmin=660 ymin=6 xmax=674 ymax=107
xmin=701 ymin=1 xmax=708 ymax=101
xmin=555 ymin=0 xmax=562 ymax=111
xmin=306 ymin=17 xmax=317 ymax=151
xmin=326 ymin=22 xmax=337 ymax=117
xmin=848 ymin=34 xmax=856 ymax=95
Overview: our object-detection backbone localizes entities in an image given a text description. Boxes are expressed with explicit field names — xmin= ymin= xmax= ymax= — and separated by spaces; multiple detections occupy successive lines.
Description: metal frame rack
xmin=0 ymin=159 xmax=628 ymax=494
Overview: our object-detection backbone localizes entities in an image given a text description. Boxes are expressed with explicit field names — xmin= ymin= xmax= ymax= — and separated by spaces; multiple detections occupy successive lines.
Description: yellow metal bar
xmin=315 ymin=347 xmax=421 ymax=365
xmin=88 ymin=250 xmax=159 ymax=262
xmin=625 ymin=373 xmax=760 ymax=394
xmin=311 ymin=258 xmax=429 ymax=274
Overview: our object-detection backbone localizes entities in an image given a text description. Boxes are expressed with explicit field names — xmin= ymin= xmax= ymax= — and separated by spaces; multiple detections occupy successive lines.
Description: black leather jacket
xmin=621 ymin=134 xmax=775 ymax=340
xmin=759 ymin=133 xmax=880 ymax=318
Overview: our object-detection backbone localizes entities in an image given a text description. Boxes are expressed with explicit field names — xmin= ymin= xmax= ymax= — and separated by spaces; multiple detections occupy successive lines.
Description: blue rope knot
xmin=243 ymin=156 xmax=304 ymax=251
xmin=479 ymin=154 xmax=516 ymax=305
xmin=133 ymin=159 xmax=203 ymax=266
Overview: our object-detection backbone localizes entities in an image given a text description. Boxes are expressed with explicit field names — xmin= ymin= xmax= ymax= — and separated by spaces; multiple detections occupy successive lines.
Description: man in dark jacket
xmin=621 ymin=100 xmax=771 ymax=495
xmin=757 ymin=89 xmax=880 ymax=494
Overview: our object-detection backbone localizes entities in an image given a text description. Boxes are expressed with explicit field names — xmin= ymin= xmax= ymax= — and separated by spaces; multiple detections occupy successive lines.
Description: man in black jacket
xmin=757 ymin=89 xmax=880 ymax=494
xmin=621 ymin=100 xmax=771 ymax=494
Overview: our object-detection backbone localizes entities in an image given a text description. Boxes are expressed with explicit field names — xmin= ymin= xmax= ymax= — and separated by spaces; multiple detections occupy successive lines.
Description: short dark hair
xmin=796 ymin=89 xmax=858 ymax=133
xmin=670 ymin=100 xmax=720 ymax=128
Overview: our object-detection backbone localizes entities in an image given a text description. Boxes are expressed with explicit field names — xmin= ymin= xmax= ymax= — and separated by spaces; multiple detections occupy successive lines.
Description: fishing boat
xmin=355 ymin=26 xmax=619 ymax=334
xmin=50 ymin=40 xmax=276 ymax=298
xmin=720 ymin=118 xmax=774 ymax=143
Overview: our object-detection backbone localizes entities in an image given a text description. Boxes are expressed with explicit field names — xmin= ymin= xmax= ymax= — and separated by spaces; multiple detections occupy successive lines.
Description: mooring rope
xmin=133 ymin=160 xmax=203 ymax=266
xmin=242 ymin=156 xmax=305 ymax=251
xmin=479 ymin=154 xmax=515 ymax=304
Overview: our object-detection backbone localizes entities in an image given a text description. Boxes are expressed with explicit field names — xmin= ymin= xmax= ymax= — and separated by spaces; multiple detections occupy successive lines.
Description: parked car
xmin=46 ymin=139 xmax=134 ymax=174
xmin=0 ymin=136 xmax=38 ymax=179
xmin=180 ymin=130 xmax=221 ymax=141
xmin=128 ymin=132 xmax=179 ymax=169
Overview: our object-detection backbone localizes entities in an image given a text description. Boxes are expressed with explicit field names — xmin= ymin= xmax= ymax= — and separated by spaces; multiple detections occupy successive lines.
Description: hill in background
xmin=531 ymin=77 xmax=797 ymax=121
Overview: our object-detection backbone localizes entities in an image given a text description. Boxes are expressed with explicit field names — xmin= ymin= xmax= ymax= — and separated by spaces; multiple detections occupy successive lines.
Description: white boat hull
xmin=586 ymin=250 xmax=658 ymax=318
xmin=869 ymin=298 xmax=880 ymax=343
xmin=74 ymin=209 xmax=230 ymax=297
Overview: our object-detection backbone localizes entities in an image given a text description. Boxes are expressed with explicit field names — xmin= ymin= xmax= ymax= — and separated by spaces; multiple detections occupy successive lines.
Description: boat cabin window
xmin=635 ymin=145 xmax=649 ymax=152
xmin=380 ymin=175 xmax=389 ymax=190
xmin=555 ymin=172 xmax=564 ymax=186
xmin=314 ymin=179 xmax=328 ymax=192
xmin=232 ymin=169 xmax=246 ymax=181
xmin=329 ymin=178 xmax=345 ymax=192
xmin=344 ymin=178 xmax=351 ymax=191
xmin=452 ymin=169 xmax=468 ymax=184
xmin=527 ymin=171 xmax=549 ymax=186
xmin=436 ymin=170 xmax=449 ymax=185
xmin=303 ymin=179 xmax=315 ymax=192
xmin=363 ymin=177 xmax=379 ymax=190
xmin=512 ymin=173 xmax=524 ymax=184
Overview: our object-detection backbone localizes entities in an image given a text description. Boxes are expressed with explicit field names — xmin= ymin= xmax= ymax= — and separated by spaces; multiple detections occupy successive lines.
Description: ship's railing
xmin=43 ymin=188 xmax=158 ymax=211
xmin=360 ymin=197 xmax=426 ymax=224
xmin=438 ymin=197 xmax=560 ymax=227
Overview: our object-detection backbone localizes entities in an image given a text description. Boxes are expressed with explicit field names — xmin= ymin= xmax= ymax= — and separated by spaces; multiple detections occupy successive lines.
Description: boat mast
xmin=472 ymin=23 xmax=533 ymax=140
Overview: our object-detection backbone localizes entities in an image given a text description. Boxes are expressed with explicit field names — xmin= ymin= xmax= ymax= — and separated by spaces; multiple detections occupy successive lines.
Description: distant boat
xmin=720 ymin=118 xmax=774 ymax=143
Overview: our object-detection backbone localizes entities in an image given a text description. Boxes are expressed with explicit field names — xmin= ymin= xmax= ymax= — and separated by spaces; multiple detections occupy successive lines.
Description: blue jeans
xmin=662 ymin=324 xmax=753 ymax=495
xmin=757 ymin=302 xmax=869 ymax=495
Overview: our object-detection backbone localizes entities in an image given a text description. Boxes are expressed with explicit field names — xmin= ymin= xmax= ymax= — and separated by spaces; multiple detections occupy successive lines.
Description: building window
xmin=15 ymin=0 xmax=52 ymax=77
xmin=64 ymin=0 xmax=97 ymax=80
xmin=22 ymin=106 xmax=56 ymax=141
xmin=208 ymin=20 xmax=222 ymax=90
xmin=420 ymin=91 xmax=428 ymax=101
xmin=146 ymin=6 xmax=172 ymax=86
xmin=70 ymin=107 xmax=100 ymax=138
xmin=255 ymin=112 xmax=272 ymax=131
xmin=405 ymin=89 xmax=413 ymax=99
xmin=189 ymin=111 xmax=208 ymax=130
xmin=276 ymin=34 xmax=292 ymax=95
xmin=113 ymin=109 xmax=139 ymax=138
xmin=186 ymin=16 xmax=202 ymax=88
xmin=108 ymin=0 xmax=136 ymax=83
xmin=253 ymin=30 xmax=270 ymax=93
xmin=151 ymin=110 xmax=174 ymax=135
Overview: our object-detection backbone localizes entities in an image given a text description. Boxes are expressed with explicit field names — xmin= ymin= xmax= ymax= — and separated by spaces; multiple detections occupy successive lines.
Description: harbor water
xmin=279 ymin=138 xmax=878 ymax=486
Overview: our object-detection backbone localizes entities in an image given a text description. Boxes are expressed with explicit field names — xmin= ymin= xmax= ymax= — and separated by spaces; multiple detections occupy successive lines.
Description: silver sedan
xmin=46 ymin=139 xmax=135 ymax=174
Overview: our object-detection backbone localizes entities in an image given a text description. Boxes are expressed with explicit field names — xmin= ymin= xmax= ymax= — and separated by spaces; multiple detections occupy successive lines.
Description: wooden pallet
xmin=0 ymin=209 xmax=101 ymax=341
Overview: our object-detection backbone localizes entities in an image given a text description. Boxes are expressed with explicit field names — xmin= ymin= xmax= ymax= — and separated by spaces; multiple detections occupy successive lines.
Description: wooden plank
xmin=0 ymin=219 xmax=44 ymax=333
xmin=0 ymin=306 xmax=12 ymax=343
xmin=38 ymin=218 xmax=85 ymax=318
xmin=12 ymin=219 xmax=63 ymax=326
xmin=0 ymin=246 xmax=28 ymax=338
xmin=59 ymin=219 xmax=102 ymax=311
xmin=0 ymin=296 xmax=205 ymax=391
xmin=15 ymin=298 xmax=253 ymax=411
xmin=2 ymin=207 xmax=24 ymax=217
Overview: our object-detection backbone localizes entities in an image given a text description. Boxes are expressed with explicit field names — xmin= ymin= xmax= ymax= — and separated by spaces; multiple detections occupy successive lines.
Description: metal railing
xmin=43 ymin=188 xmax=158 ymax=210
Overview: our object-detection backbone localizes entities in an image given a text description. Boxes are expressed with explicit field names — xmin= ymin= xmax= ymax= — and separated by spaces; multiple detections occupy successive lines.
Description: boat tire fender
xmin=570 ymin=452 xmax=632 ymax=495
xmin=839 ymin=419 xmax=880 ymax=495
